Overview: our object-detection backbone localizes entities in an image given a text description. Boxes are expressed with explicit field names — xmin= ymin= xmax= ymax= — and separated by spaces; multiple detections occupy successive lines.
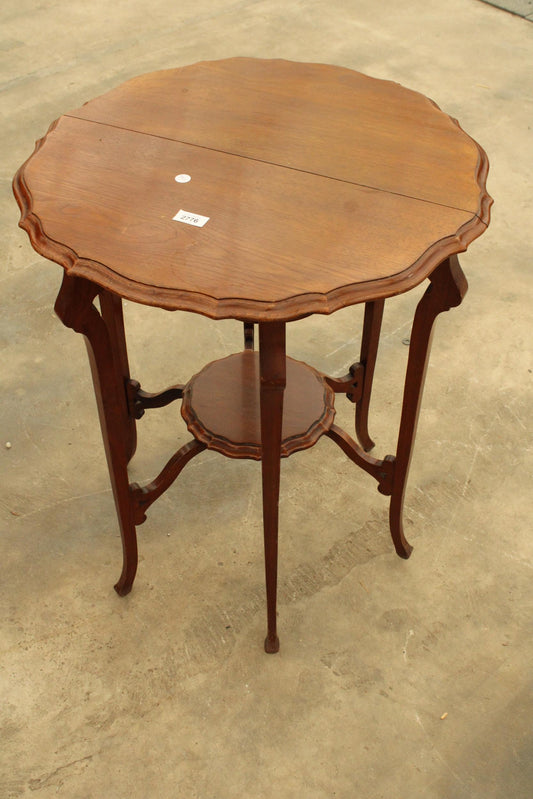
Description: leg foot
xmin=264 ymin=634 xmax=280 ymax=654
xmin=389 ymin=495 xmax=413 ymax=559
xmin=114 ymin=566 xmax=136 ymax=596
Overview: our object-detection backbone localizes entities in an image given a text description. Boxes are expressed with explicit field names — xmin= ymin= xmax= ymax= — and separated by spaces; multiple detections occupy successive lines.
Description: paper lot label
xmin=173 ymin=209 xmax=210 ymax=227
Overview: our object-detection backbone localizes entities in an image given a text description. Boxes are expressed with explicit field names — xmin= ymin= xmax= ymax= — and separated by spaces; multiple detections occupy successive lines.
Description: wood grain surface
xmin=181 ymin=351 xmax=335 ymax=459
xmin=14 ymin=58 xmax=492 ymax=321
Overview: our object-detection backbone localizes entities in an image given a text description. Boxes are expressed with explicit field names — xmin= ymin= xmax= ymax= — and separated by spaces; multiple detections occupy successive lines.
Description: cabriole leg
xmin=389 ymin=255 xmax=468 ymax=558
xmin=54 ymin=273 xmax=138 ymax=595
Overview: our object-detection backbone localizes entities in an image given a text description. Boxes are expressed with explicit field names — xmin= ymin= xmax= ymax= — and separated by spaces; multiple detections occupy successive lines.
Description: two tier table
xmin=13 ymin=58 xmax=492 ymax=652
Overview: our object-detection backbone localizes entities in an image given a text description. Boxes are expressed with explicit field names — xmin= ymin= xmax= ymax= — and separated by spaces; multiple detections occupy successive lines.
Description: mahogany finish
xmin=13 ymin=58 xmax=492 ymax=652
xmin=68 ymin=59 xmax=487 ymax=214
xmin=356 ymin=300 xmax=385 ymax=452
xmin=54 ymin=273 xmax=139 ymax=595
xmin=182 ymin=351 xmax=335 ymax=459
xmin=14 ymin=59 xmax=490 ymax=322
xmin=258 ymin=323 xmax=287 ymax=654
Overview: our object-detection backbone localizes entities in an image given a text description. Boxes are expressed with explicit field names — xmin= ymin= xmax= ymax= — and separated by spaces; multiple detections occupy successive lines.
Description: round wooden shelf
xmin=181 ymin=351 xmax=335 ymax=459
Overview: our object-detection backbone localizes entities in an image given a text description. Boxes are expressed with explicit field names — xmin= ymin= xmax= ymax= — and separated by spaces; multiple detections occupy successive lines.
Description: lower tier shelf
xmin=181 ymin=351 xmax=336 ymax=460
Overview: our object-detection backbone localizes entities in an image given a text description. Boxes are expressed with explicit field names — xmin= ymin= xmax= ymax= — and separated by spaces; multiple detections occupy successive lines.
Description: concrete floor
xmin=1 ymin=1 xmax=532 ymax=797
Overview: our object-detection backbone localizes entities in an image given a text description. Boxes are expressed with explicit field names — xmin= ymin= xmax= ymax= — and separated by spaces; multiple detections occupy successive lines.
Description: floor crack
xmin=29 ymin=754 xmax=94 ymax=791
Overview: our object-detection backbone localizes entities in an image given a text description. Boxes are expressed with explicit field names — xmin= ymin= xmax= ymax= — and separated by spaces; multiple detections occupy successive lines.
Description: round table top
xmin=14 ymin=58 xmax=491 ymax=322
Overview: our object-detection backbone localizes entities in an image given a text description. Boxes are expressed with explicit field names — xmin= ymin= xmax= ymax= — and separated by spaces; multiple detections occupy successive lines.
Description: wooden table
xmin=13 ymin=58 xmax=492 ymax=652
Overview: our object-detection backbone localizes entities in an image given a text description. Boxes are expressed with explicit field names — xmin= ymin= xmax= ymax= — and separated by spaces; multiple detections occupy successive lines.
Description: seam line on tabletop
xmin=64 ymin=113 xmax=483 ymax=220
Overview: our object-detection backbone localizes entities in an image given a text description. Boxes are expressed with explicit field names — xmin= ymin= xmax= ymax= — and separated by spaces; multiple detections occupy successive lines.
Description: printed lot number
xmin=173 ymin=209 xmax=210 ymax=227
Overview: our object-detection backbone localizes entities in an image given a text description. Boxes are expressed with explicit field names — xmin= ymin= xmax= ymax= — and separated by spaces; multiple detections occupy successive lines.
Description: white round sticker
xmin=175 ymin=174 xmax=191 ymax=183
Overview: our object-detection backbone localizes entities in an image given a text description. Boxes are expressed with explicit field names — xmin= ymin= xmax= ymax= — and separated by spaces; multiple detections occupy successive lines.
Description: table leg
xmin=243 ymin=322 xmax=255 ymax=350
xmin=389 ymin=255 xmax=468 ymax=557
xmin=259 ymin=322 xmax=286 ymax=653
xmin=355 ymin=299 xmax=384 ymax=451
xmin=99 ymin=291 xmax=137 ymax=462
xmin=54 ymin=273 xmax=138 ymax=595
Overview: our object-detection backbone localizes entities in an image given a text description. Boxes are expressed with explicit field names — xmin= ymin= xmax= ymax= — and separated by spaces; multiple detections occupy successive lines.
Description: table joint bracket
xmin=130 ymin=439 xmax=206 ymax=524
xmin=126 ymin=378 xmax=184 ymax=420
xmin=326 ymin=425 xmax=395 ymax=494
xmin=324 ymin=362 xmax=364 ymax=403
